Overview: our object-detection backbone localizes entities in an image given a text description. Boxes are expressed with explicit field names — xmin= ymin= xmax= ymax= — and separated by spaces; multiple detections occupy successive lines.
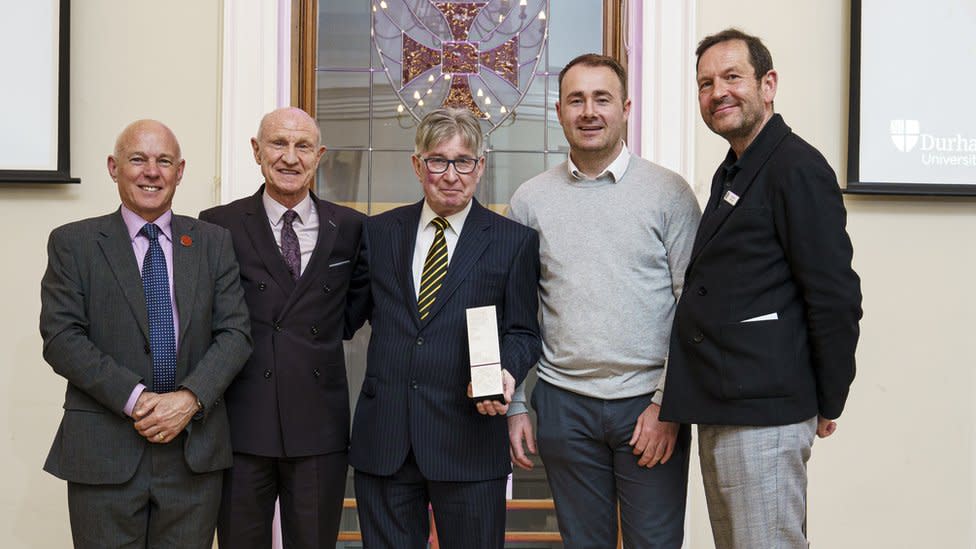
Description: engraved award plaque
xmin=466 ymin=305 xmax=505 ymax=402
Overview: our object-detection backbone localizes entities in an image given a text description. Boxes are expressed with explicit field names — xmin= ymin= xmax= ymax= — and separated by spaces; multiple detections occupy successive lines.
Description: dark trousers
xmin=217 ymin=451 xmax=348 ymax=549
xmin=533 ymin=379 xmax=690 ymax=549
xmin=67 ymin=434 xmax=222 ymax=549
xmin=353 ymin=452 xmax=507 ymax=549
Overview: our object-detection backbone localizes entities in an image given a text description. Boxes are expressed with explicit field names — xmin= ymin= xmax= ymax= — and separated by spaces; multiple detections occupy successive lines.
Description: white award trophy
xmin=465 ymin=305 xmax=505 ymax=402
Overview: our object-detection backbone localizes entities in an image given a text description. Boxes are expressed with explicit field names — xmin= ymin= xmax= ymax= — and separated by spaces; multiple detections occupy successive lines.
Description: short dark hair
xmin=696 ymin=28 xmax=773 ymax=80
xmin=558 ymin=53 xmax=628 ymax=100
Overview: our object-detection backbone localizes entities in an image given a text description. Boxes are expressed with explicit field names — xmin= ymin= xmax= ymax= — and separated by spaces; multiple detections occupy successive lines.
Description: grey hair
xmin=414 ymin=108 xmax=484 ymax=157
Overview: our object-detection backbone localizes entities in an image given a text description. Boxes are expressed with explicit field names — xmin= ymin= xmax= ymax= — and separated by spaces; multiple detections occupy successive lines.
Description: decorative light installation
xmin=373 ymin=0 xmax=549 ymax=133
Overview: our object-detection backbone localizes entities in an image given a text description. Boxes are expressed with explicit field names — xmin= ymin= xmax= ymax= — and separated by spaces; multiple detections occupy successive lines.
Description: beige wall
xmin=0 ymin=1 xmax=221 ymax=546
xmin=692 ymin=1 xmax=976 ymax=548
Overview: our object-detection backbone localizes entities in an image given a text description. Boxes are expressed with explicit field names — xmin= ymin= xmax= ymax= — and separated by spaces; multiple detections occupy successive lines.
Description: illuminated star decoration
xmin=373 ymin=0 xmax=548 ymax=132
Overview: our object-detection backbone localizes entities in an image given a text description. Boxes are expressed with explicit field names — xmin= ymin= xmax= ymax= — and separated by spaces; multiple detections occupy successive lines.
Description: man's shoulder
xmin=509 ymin=163 xmax=570 ymax=207
xmin=314 ymin=196 xmax=367 ymax=226
xmin=199 ymin=194 xmax=253 ymax=223
xmin=48 ymin=211 xmax=118 ymax=242
xmin=367 ymin=202 xmax=419 ymax=227
xmin=625 ymin=156 xmax=691 ymax=190
xmin=480 ymin=204 xmax=537 ymax=238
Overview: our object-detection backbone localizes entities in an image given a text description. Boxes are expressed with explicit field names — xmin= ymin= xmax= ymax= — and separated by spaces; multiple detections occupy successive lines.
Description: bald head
xmin=251 ymin=107 xmax=326 ymax=209
xmin=108 ymin=119 xmax=185 ymax=222
xmin=256 ymin=107 xmax=321 ymax=144
xmin=114 ymin=119 xmax=182 ymax=161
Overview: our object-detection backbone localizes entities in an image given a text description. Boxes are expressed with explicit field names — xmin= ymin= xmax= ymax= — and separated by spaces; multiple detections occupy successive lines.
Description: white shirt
xmin=262 ymin=190 xmax=319 ymax=276
xmin=412 ymin=199 xmax=472 ymax=299
xmin=567 ymin=141 xmax=631 ymax=182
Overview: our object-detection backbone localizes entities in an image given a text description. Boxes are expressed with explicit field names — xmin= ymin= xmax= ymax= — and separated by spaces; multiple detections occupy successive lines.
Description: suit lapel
xmin=287 ymin=193 xmax=339 ymax=306
xmin=242 ymin=189 xmax=297 ymax=295
xmin=394 ymin=201 xmax=423 ymax=329
xmin=171 ymin=215 xmax=199 ymax=354
xmin=688 ymin=117 xmax=791 ymax=269
xmin=97 ymin=212 xmax=150 ymax=343
xmin=420 ymin=200 xmax=491 ymax=326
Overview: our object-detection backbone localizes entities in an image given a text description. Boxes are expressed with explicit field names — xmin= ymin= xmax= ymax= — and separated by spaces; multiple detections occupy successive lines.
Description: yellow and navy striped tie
xmin=418 ymin=217 xmax=450 ymax=320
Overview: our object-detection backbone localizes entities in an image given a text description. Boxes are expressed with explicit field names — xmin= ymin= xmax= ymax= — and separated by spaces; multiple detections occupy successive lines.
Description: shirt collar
xmin=263 ymin=189 xmax=314 ymax=226
xmin=420 ymin=198 xmax=472 ymax=235
xmin=567 ymin=141 xmax=631 ymax=182
xmin=121 ymin=205 xmax=173 ymax=242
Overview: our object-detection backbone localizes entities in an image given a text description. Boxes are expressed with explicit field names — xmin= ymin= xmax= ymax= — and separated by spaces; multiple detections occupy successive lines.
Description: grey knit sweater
xmin=507 ymin=154 xmax=701 ymax=414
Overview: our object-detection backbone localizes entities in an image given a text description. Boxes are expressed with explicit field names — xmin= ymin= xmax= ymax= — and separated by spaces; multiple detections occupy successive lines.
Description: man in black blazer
xmin=346 ymin=108 xmax=541 ymax=549
xmin=200 ymin=107 xmax=366 ymax=548
xmin=40 ymin=120 xmax=252 ymax=548
xmin=660 ymin=29 xmax=862 ymax=549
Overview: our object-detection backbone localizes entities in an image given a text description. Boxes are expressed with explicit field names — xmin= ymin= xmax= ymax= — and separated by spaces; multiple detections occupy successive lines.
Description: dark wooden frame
xmin=0 ymin=0 xmax=79 ymax=184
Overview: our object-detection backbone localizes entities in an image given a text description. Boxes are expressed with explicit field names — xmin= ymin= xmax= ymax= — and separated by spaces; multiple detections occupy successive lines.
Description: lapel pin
xmin=723 ymin=190 xmax=740 ymax=207
xmin=180 ymin=235 xmax=193 ymax=247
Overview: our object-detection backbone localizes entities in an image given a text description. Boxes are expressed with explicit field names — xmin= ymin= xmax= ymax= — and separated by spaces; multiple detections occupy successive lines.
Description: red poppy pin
xmin=180 ymin=235 xmax=193 ymax=247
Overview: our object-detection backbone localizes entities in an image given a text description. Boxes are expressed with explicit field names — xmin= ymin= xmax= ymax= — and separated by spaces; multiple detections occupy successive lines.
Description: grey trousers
xmin=533 ymin=380 xmax=690 ymax=549
xmin=67 ymin=435 xmax=222 ymax=549
xmin=698 ymin=416 xmax=817 ymax=549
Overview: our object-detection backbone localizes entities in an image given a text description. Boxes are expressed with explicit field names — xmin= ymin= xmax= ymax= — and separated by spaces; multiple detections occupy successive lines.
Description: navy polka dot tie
xmin=141 ymin=223 xmax=176 ymax=393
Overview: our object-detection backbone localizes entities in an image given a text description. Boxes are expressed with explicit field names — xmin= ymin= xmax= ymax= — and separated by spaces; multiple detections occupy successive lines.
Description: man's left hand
xmin=817 ymin=415 xmax=837 ymax=438
xmin=468 ymin=369 xmax=515 ymax=416
xmin=629 ymin=402 xmax=679 ymax=468
xmin=133 ymin=389 xmax=199 ymax=444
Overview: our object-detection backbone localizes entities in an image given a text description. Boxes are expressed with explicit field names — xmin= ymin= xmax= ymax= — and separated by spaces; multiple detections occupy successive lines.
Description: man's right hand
xmin=508 ymin=413 xmax=537 ymax=470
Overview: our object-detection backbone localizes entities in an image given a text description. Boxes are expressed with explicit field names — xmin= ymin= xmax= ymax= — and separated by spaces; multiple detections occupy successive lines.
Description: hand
xmin=130 ymin=390 xmax=158 ymax=420
xmin=468 ymin=369 xmax=515 ymax=416
xmin=817 ymin=415 xmax=837 ymax=438
xmin=628 ymin=403 xmax=679 ymax=468
xmin=508 ymin=413 xmax=537 ymax=470
xmin=133 ymin=389 xmax=199 ymax=444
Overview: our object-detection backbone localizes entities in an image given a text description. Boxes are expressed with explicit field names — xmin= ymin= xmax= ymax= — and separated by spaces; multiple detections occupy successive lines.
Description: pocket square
xmin=328 ymin=259 xmax=351 ymax=268
xmin=741 ymin=312 xmax=778 ymax=323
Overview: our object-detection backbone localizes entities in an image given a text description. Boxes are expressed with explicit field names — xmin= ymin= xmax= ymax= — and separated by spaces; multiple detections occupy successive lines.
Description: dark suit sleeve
xmin=40 ymin=228 xmax=143 ymax=416
xmin=178 ymin=226 xmax=252 ymax=413
xmin=499 ymin=228 xmax=542 ymax=386
xmin=773 ymin=158 xmax=862 ymax=420
xmin=344 ymin=221 xmax=372 ymax=339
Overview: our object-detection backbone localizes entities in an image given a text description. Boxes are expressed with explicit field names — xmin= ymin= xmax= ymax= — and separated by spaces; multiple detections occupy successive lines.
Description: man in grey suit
xmin=40 ymin=119 xmax=252 ymax=548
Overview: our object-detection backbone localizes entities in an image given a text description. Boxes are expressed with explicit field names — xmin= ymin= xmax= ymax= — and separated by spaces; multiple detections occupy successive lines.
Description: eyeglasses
xmin=420 ymin=156 xmax=480 ymax=174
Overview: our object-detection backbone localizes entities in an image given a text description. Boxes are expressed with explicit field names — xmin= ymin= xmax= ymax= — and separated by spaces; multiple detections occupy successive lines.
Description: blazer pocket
xmin=718 ymin=320 xmax=793 ymax=400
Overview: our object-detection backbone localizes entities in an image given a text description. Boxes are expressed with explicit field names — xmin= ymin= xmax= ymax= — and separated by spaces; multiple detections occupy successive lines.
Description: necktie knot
xmin=431 ymin=216 xmax=449 ymax=232
xmin=283 ymin=210 xmax=299 ymax=226
xmin=141 ymin=223 xmax=161 ymax=241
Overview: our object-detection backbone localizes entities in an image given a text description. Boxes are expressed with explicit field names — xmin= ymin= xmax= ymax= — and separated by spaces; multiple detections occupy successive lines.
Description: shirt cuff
xmin=124 ymin=383 xmax=147 ymax=417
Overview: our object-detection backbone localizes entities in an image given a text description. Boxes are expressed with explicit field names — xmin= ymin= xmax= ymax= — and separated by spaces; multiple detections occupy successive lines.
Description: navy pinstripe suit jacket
xmin=348 ymin=199 xmax=541 ymax=482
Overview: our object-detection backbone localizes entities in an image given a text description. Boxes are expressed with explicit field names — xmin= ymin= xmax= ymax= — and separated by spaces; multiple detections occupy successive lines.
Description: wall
xmin=0 ymin=1 xmax=222 ymax=546
xmin=691 ymin=1 xmax=976 ymax=547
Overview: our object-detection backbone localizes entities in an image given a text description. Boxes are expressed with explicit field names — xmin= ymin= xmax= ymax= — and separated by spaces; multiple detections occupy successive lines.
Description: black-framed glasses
xmin=420 ymin=156 xmax=480 ymax=174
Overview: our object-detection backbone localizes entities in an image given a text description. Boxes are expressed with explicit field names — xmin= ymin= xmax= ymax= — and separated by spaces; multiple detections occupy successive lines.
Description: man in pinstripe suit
xmin=346 ymin=108 xmax=541 ymax=549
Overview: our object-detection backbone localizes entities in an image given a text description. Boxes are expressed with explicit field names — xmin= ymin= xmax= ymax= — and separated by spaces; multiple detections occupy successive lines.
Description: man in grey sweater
xmin=507 ymin=54 xmax=701 ymax=548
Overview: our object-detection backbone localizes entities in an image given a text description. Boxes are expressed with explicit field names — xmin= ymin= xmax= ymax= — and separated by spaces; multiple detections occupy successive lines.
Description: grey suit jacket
xmin=40 ymin=209 xmax=252 ymax=484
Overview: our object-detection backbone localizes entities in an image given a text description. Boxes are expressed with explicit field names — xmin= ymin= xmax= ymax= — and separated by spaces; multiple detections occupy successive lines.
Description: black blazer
xmin=348 ymin=199 xmax=541 ymax=482
xmin=661 ymin=115 xmax=862 ymax=426
xmin=200 ymin=187 xmax=366 ymax=457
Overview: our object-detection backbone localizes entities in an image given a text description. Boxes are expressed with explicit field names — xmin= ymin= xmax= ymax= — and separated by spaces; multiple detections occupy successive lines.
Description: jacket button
xmin=410 ymin=380 xmax=419 ymax=390
xmin=692 ymin=332 xmax=704 ymax=343
xmin=264 ymin=369 xmax=272 ymax=379
xmin=416 ymin=337 xmax=424 ymax=346
xmin=323 ymin=284 xmax=331 ymax=293
xmin=697 ymin=287 xmax=707 ymax=296
xmin=313 ymin=369 xmax=321 ymax=378
xmin=258 ymin=282 xmax=267 ymax=291
xmin=311 ymin=326 xmax=319 ymax=335
xmin=273 ymin=321 xmax=281 ymax=332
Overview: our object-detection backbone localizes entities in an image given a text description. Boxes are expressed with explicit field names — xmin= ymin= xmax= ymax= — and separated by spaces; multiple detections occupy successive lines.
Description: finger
xmin=629 ymin=417 xmax=644 ymax=447
xmin=510 ymin=440 xmax=532 ymax=470
xmin=475 ymin=401 xmax=488 ymax=416
xmin=659 ymin=438 xmax=675 ymax=465
xmin=524 ymin=431 xmax=537 ymax=455
xmin=467 ymin=383 xmax=474 ymax=399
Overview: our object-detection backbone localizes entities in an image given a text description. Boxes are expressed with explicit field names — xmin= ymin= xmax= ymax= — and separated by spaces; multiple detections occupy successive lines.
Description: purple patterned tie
xmin=281 ymin=210 xmax=301 ymax=280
